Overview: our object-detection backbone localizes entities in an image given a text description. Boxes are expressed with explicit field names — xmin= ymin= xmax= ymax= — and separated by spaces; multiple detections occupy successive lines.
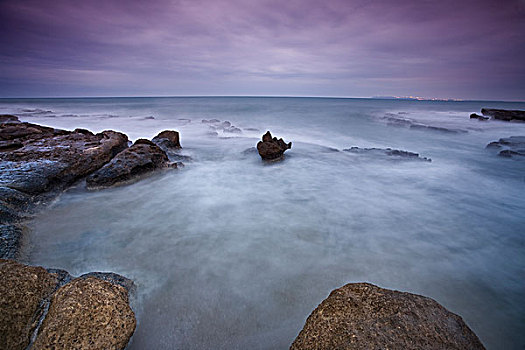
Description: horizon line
xmin=0 ymin=95 xmax=524 ymax=103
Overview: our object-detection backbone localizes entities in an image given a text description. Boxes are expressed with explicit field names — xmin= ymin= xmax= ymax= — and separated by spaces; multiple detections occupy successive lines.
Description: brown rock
xmin=291 ymin=283 xmax=485 ymax=350
xmin=0 ymin=259 xmax=58 ymax=350
xmin=152 ymin=130 xmax=181 ymax=150
xmin=86 ymin=140 xmax=173 ymax=189
xmin=33 ymin=276 xmax=136 ymax=350
xmin=256 ymin=131 xmax=292 ymax=161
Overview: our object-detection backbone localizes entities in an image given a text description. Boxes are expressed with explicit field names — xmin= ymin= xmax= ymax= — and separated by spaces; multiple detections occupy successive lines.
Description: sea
xmin=1 ymin=97 xmax=524 ymax=349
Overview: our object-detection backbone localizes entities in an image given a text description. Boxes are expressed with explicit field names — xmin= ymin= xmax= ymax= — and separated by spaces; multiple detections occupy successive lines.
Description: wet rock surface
xmin=291 ymin=282 xmax=485 ymax=350
xmin=481 ymin=108 xmax=525 ymax=122
xmin=152 ymin=130 xmax=181 ymax=150
xmin=86 ymin=139 xmax=175 ymax=189
xmin=486 ymin=136 xmax=525 ymax=158
xmin=256 ymin=131 xmax=292 ymax=161
xmin=343 ymin=147 xmax=431 ymax=162
xmin=470 ymin=113 xmax=489 ymax=121
xmin=0 ymin=259 xmax=136 ymax=350
xmin=382 ymin=113 xmax=468 ymax=134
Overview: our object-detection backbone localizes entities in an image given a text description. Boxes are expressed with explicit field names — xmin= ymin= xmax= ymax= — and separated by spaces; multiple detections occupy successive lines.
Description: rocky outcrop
xmin=152 ymin=130 xmax=181 ymax=150
xmin=481 ymin=108 xmax=525 ymax=122
xmin=291 ymin=283 xmax=485 ymax=350
xmin=86 ymin=139 xmax=176 ymax=189
xmin=0 ymin=116 xmax=128 ymax=259
xmin=470 ymin=113 xmax=489 ymax=121
xmin=343 ymin=147 xmax=431 ymax=162
xmin=409 ymin=124 xmax=467 ymax=134
xmin=256 ymin=131 xmax=292 ymax=161
xmin=486 ymin=136 xmax=525 ymax=158
xmin=0 ymin=259 xmax=136 ymax=350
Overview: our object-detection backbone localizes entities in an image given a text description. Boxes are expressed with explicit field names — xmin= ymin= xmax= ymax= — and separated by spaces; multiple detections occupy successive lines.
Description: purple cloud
xmin=0 ymin=0 xmax=524 ymax=100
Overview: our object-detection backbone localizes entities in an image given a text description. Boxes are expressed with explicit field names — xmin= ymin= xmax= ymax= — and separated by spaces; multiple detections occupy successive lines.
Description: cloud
xmin=0 ymin=0 xmax=524 ymax=99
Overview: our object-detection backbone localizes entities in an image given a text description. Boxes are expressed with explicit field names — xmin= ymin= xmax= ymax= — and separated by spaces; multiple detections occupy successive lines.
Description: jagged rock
xmin=32 ymin=276 xmax=136 ymax=350
xmin=291 ymin=283 xmax=485 ymax=350
xmin=0 ymin=259 xmax=136 ymax=350
xmin=86 ymin=140 xmax=175 ymax=189
xmin=256 ymin=131 xmax=292 ymax=161
xmin=152 ymin=130 xmax=181 ymax=150
xmin=470 ymin=113 xmax=489 ymax=121
xmin=343 ymin=147 xmax=431 ymax=162
xmin=481 ymin=108 xmax=525 ymax=122
xmin=0 ymin=224 xmax=24 ymax=259
xmin=0 ymin=259 xmax=59 ymax=350
xmin=486 ymin=136 xmax=525 ymax=158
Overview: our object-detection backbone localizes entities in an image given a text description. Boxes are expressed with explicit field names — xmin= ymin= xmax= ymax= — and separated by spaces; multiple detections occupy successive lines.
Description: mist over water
xmin=2 ymin=97 xmax=524 ymax=349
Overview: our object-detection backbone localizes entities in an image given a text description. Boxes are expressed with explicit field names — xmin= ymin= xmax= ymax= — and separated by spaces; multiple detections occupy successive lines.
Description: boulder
xmin=256 ymin=131 xmax=292 ymax=161
xmin=0 ymin=259 xmax=59 ymax=350
xmin=32 ymin=276 xmax=136 ymax=350
xmin=291 ymin=283 xmax=485 ymax=350
xmin=86 ymin=140 xmax=174 ymax=189
xmin=481 ymin=108 xmax=525 ymax=122
xmin=470 ymin=113 xmax=489 ymax=121
xmin=152 ymin=130 xmax=181 ymax=150
xmin=0 ymin=259 xmax=136 ymax=350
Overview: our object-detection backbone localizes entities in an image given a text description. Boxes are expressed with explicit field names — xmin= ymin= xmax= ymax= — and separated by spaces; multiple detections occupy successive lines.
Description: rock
xmin=485 ymin=136 xmax=525 ymax=158
xmin=32 ymin=276 xmax=136 ymax=350
xmin=291 ymin=282 xmax=485 ymax=350
xmin=86 ymin=141 xmax=173 ymax=189
xmin=410 ymin=124 xmax=468 ymax=134
xmin=152 ymin=130 xmax=181 ymax=150
xmin=0 ymin=115 xmax=20 ymax=123
xmin=343 ymin=147 xmax=431 ymax=162
xmin=256 ymin=131 xmax=292 ymax=161
xmin=202 ymin=119 xmax=220 ymax=124
xmin=0 ymin=224 xmax=24 ymax=259
xmin=481 ymin=108 xmax=525 ymax=122
xmin=224 ymin=126 xmax=242 ymax=133
xmin=470 ymin=113 xmax=489 ymax=121
xmin=0 ymin=259 xmax=136 ymax=350
xmin=0 ymin=259 xmax=59 ymax=350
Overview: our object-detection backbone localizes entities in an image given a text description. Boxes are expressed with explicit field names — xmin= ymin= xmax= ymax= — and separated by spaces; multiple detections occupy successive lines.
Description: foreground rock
xmin=152 ymin=130 xmax=181 ymax=150
xmin=481 ymin=108 xmax=525 ymax=122
xmin=0 ymin=259 xmax=135 ymax=350
xmin=343 ymin=147 xmax=431 ymax=162
xmin=86 ymin=139 xmax=176 ymax=189
xmin=486 ymin=136 xmax=525 ymax=158
xmin=257 ymin=131 xmax=292 ymax=161
xmin=291 ymin=283 xmax=485 ymax=350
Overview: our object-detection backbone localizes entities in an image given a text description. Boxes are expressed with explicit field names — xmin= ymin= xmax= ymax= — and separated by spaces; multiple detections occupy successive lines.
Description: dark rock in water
xmin=481 ymin=108 xmax=525 ymax=122
xmin=486 ymin=136 xmax=525 ymax=158
xmin=144 ymin=116 xmax=155 ymax=120
xmin=470 ymin=113 xmax=489 ymax=121
xmin=0 ymin=224 xmax=24 ymax=259
xmin=224 ymin=126 xmax=242 ymax=133
xmin=291 ymin=282 xmax=485 ymax=350
xmin=202 ymin=119 xmax=220 ymax=124
xmin=410 ymin=124 xmax=467 ymax=134
xmin=152 ymin=130 xmax=181 ymax=150
xmin=0 ymin=259 xmax=59 ymax=350
xmin=343 ymin=147 xmax=431 ymax=162
xmin=0 ymin=115 xmax=20 ymax=123
xmin=0 ymin=259 xmax=136 ymax=350
xmin=256 ymin=131 xmax=292 ymax=161
xmin=86 ymin=141 xmax=174 ymax=189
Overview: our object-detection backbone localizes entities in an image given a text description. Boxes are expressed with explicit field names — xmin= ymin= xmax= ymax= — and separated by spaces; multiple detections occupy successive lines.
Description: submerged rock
xmin=481 ymin=108 xmax=525 ymax=122
xmin=0 ymin=259 xmax=136 ymax=350
xmin=470 ymin=113 xmax=489 ymax=121
xmin=291 ymin=282 xmax=485 ymax=350
xmin=343 ymin=147 xmax=431 ymax=162
xmin=256 ymin=131 xmax=292 ymax=161
xmin=410 ymin=124 xmax=467 ymax=134
xmin=486 ymin=136 xmax=525 ymax=158
xmin=86 ymin=140 xmax=175 ymax=189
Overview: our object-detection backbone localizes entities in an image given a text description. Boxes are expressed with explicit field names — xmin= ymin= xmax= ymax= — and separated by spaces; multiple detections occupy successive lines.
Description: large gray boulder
xmin=291 ymin=283 xmax=485 ymax=350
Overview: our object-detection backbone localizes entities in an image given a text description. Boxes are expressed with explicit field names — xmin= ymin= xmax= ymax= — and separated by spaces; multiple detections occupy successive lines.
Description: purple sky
xmin=1 ymin=0 xmax=524 ymax=100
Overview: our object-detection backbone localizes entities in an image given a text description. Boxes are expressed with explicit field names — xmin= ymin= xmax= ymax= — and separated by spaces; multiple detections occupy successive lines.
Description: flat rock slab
xmin=291 ymin=282 xmax=485 ymax=350
xmin=486 ymin=136 xmax=525 ymax=158
xmin=0 ymin=259 xmax=136 ymax=350
xmin=86 ymin=139 xmax=175 ymax=189
xmin=481 ymin=108 xmax=525 ymax=122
